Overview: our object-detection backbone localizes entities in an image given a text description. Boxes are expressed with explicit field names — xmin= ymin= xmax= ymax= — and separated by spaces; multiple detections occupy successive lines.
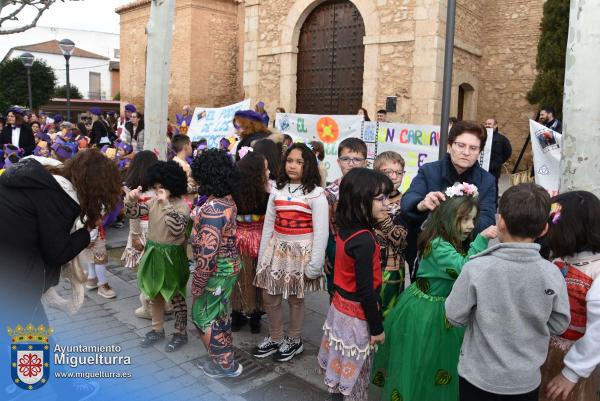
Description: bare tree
xmin=0 ymin=0 xmax=80 ymax=35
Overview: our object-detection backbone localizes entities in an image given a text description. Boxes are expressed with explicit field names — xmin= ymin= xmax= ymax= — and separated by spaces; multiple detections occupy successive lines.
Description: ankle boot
xmin=249 ymin=311 xmax=261 ymax=334
xmin=231 ymin=310 xmax=247 ymax=332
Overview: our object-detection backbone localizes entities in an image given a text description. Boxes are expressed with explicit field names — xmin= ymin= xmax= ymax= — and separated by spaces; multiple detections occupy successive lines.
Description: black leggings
xmin=459 ymin=377 xmax=539 ymax=401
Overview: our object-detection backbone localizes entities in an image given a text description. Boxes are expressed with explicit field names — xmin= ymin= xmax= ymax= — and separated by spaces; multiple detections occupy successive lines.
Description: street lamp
xmin=19 ymin=52 xmax=34 ymax=112
xmin=58 ymin=39 xmax=75 ymax=122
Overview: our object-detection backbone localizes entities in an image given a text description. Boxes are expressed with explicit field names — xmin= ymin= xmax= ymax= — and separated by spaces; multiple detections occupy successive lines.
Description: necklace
xmin=287 ymin=184 xmax=304 ymax=200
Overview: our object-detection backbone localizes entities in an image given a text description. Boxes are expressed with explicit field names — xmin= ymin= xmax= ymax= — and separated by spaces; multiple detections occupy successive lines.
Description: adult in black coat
xmin=0 ymin=108 xmax=35 ymax=155
xmin=400 ymin=120 xmax=497 ymax=278
xmin=485 ymin=118 xmax=512 ymax=196
xmin=89 ymin=107 xmax=117 ymax=147
xmin=0 ymin=150 xmax=122 ymax=327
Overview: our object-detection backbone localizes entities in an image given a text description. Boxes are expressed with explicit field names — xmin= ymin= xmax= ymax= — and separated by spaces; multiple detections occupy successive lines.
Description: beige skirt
xmin=539 ymin=335 xmax=600 ymax=401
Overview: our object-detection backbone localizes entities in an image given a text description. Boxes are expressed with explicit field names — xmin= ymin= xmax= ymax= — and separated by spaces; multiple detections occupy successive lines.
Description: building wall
xmin=477 ymin=0 xmax=544 ymax=169
xmin=118 ymin=0 xmax=243 ymax=119
xmin=111 ymin=70 xmax=120 ymax=99
xmin=115 ymin=0 xmax=544 ymax=170
xmin=9 ymin=50 xmax=111 ymax=100
xmin=0 ymin=26 xmax=119 ymax=61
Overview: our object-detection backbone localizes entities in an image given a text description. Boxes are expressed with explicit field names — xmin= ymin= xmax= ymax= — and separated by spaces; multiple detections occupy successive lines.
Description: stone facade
xmin=118 ymin=0 xmax=545 ymax=169
xmin=117 ymin=0 xmax=243 ymax=121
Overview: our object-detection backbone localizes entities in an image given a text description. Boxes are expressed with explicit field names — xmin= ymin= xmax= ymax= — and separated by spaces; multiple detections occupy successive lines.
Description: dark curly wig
xmin=192 ymin=148 xmax=238 ymax=197
xmin=47 ymin=148 xmax=122 ymax=229
xmin=233 ymin=152 xmax=269 ymax=214
xmin=145 ymin=160 xmax=188 ymax=198
xmin=276 ymin=142 xmax=321 ymax=194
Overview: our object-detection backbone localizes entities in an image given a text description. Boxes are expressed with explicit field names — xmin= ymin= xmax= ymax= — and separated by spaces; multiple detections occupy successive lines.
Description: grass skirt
xmin=254 ymin=233 xmax=324 ymax=299
xmin=231 ymin=255 xmax=263 ymax=314
xmin=192 ymin=257 xmax=240 ymax=331
xmin=371 ymin=283 xmax=464 ymax=401
xmin=539 ymin=335 xmax=600 ymax=401
xmin=137 ymin=240 xmax=189 ymax=302
xmin=236 ymin=220 xmax=263 ymax=259
xmin=121 ymin=219 xmax=148 ymax=269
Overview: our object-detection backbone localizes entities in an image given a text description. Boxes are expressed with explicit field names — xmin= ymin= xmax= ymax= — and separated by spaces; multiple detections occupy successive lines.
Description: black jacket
xmin=234 ymin=131 xmax=269 ymax=160
xmin=0 ymin=158 xmax=90 ymax=323
xmin=90 ymin=119 xmax=117 ymax=146
xmin=489 ymin=130 xmax=512 ymax=179
xmin=0 ymin=123 xmax=35 ymax=155
xmin=545 ymin=118 xmax=562 ymax=134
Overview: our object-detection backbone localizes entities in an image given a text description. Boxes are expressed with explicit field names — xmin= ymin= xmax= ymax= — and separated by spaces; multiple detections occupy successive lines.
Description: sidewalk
xmin=42 ymin=238 xmax=333 ymax=401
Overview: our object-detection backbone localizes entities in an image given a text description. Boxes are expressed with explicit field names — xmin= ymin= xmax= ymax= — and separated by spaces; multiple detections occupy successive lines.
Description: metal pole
xmin=26 ymin=67 xmax=33 ymax=112
xmin=439 ymin=0 xmax=457 ymax=160
xmin=65 ymin=55 xmax=71 ymax=122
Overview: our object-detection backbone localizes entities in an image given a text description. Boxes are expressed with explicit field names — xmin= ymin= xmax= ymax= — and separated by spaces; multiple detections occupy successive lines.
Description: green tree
xmin=527 ymin=0 xmax=570 ymax=118
xmin=54 ymin=83 xmax=83 ymax=99
xmin=0 ymin=58 xmax=56 ymax=112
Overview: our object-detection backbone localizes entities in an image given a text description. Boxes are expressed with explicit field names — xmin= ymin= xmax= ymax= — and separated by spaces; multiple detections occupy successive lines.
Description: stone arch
xmin=279 ymin=0 xmax=381 ymax=113
xmin=451 ymin=70 xmax=479 ymax=121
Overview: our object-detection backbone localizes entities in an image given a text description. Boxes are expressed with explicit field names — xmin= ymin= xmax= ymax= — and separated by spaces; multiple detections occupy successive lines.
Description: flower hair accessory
xmin=550 ymin=202 xmax=562 ymax=224
xmin=444 ymin=182 xmax=479 ymax=198
xmin=238 ymin=146 xmax=253 ymax=159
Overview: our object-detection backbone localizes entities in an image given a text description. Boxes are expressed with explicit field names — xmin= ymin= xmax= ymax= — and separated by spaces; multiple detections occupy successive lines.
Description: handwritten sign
xmin=275 ymin=113 xmax=363 ymax=180
xmin=188 ymin=99 xmax=251 ymax=146
xmin=375 ymin=123 xmax=441 ymax=192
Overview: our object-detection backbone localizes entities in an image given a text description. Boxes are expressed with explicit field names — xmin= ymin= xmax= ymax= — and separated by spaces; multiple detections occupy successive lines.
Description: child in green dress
xmin=371 ymin=182 xmax=497 ymax=401
xmin=125 ymin=161 xmax=191 ymax=352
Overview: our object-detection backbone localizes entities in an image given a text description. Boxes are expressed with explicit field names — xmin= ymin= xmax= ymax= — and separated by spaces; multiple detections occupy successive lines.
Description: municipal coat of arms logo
xmin=8 ymin=323 xmax=53 ymax=391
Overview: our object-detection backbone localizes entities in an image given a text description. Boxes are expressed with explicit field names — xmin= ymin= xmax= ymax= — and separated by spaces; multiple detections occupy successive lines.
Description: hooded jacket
xmin=0 ymin=158 xmax=90 ymax=323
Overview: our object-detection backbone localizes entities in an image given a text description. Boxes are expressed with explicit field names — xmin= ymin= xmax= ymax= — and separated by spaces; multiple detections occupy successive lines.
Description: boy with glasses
xmin=373 ymin=151 xmax=409 ymax=316
xmin=324 ymin=138 xmax=368 ymax=296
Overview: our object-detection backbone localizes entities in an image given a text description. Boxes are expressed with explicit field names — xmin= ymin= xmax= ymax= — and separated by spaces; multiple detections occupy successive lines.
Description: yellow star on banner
xmin=28 ymin=345 xmax=33 ymax=350
xmin=11 ymin=345 xmax=16 ymax=350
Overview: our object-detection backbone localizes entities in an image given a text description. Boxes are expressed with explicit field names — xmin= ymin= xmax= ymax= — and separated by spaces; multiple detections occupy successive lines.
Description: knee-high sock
xmin=87 ymin=262 xmax=97 ymax=279
xmin=95 ymin=264 xmax=108 ymax=285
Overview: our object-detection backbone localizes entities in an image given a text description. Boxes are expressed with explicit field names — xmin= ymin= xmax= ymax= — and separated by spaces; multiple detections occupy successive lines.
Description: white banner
xmin=479 ymin=128 xmax=494 ymax=171
xmin=375 ymin=123 xmax=441 ymax=192
xmin=529 ymin=119 xmax=561 ymax=195
xmin=275 ymin=113 xmax=363 ymax=180
xmin=188 ymin=99 xmax=251 ymax=145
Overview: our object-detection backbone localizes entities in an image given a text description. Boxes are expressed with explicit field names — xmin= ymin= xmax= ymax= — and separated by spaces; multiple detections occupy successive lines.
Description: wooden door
xmin=296 ymin=0 xmax=365 ymax=115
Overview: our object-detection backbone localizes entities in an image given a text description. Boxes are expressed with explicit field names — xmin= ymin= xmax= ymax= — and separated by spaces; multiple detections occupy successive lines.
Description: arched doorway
xmin=457 ymin=83 xmax=474 ymax=121
xmin=296 ymin=0 xmax=365 ymax=115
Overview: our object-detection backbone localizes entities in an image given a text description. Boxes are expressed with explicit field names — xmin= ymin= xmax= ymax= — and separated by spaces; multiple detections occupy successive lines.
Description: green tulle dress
xmin=371 ymin=234 xmax=488 ymax=401
xmin=137 ymin=240 xmax=189 ymax=301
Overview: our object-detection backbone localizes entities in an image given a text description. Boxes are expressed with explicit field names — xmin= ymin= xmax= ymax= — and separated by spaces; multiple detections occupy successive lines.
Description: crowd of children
xmin=5 ymin=103 xmax=599 ymax=399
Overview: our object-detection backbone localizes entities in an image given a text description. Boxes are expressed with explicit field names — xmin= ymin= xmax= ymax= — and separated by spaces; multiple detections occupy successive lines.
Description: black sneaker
xmin=165 ymin=332 xmax=188 ymax=352
xmin=252 ymin=336 xmax=282 ymax=358
xmin=274 ymin=336 xmax=303 ymax=362
xmin=140 ymin=329 xmax=165 ymax=348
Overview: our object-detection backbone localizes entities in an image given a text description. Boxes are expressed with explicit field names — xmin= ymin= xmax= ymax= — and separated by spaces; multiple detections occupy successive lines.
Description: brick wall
xmin=117 ymin=0 xmax=244 ymax=120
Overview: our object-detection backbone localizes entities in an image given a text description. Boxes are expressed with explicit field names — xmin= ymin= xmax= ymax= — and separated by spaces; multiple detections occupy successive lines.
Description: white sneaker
xmin=97 ymin=283 xmax=116 ymax=299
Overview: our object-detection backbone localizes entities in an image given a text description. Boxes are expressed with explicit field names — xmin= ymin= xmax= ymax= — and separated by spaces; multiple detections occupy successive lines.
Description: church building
xmin=117 ymin=0 xmax=546 ymax=166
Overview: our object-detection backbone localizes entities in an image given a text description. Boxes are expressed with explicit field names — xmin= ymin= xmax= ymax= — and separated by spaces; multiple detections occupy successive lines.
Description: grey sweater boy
xmin=445 ymin=242 xmax=570 ymax=395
